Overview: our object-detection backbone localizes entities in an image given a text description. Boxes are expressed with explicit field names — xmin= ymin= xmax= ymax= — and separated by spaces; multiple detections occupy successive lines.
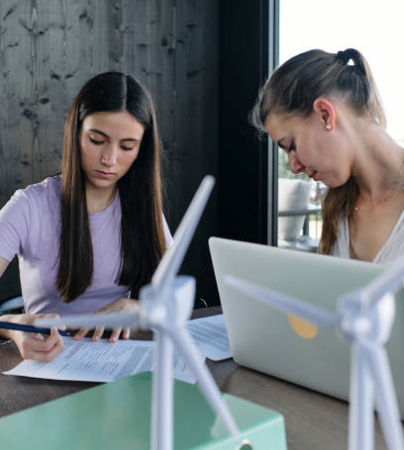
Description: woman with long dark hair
xmin=252 ymin=48 xmax=404 ymax=262
xmin=0 ymin=72 xmax=172 ymax=361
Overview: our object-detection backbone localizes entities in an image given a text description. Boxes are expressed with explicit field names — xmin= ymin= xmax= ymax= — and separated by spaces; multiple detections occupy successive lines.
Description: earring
xmin=325 ymin=124 xmax=332 ymax=131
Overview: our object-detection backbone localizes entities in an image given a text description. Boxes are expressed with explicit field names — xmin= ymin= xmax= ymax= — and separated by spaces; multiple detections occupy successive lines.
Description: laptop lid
xmin=209 ymin=237 xmax=404 ymax=417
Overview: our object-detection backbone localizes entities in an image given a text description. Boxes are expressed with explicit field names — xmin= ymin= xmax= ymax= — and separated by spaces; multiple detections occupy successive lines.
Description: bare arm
xmin=0 ymin=257 xmax=9 ymax=279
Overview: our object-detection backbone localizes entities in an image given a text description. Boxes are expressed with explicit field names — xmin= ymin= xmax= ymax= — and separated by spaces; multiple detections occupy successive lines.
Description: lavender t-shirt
xmin=0 ymin=176 xmax=173 ymax=315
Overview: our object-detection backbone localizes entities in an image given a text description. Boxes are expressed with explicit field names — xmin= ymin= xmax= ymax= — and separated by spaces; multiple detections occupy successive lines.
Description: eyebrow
xmin=88 ymin=128 xmax=141 ymax=142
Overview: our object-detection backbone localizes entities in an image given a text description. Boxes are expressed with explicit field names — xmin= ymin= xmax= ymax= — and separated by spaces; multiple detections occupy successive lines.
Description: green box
xmin=0 ymin=372 xmax=287 ymax=449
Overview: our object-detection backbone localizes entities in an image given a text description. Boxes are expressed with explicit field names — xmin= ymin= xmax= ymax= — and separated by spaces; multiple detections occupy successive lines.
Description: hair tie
xmin=337 ymin=50 xmax=351 ymax=65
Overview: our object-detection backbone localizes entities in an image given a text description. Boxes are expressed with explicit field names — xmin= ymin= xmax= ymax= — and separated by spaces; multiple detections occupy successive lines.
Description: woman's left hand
xmin=73 ymin=298 xmax=139 ymax=343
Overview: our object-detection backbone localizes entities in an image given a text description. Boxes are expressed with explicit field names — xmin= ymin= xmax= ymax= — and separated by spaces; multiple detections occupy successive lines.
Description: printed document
xmin=186 ymin=314 xmax=232 ymax=361
xmin=3 ymin=337 xmax=199 ymax=384
xmin=3 ymin=314 xmax=231 ymax=383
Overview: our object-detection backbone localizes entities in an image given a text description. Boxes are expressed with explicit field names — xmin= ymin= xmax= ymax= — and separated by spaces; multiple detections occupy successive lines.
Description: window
xmin=276 ymin=0 xmax=404 ymax=250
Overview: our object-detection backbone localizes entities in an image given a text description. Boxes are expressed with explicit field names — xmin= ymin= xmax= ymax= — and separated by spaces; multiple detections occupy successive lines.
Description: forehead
xmin=264 ymin=113 xmax=310 ymax=143
xmin=265 ymin=113 xmax=297 ymax=133
xmin=82 ymin=110 xmax=145 ymax=138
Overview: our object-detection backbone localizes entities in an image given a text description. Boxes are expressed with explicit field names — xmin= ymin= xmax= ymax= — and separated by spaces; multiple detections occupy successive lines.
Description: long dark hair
xmin=56 ymin=72 xmax=166 ymax=302
xmin=251 ymin=48 xmax=386 ymax=254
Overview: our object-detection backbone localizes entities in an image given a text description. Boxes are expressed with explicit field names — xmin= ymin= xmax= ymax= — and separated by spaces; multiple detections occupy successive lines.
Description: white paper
xmin=186 ymin=314 xmax=232 ymax=361
xmin=3 ymin=337 xmax=200 ymax=384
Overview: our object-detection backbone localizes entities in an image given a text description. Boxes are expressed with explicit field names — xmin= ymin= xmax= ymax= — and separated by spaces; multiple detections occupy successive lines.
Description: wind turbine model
xmin=37 ymin=176 xmax=253 ymax=450
xmin=225 ymin=257 xmax=404 ymax=450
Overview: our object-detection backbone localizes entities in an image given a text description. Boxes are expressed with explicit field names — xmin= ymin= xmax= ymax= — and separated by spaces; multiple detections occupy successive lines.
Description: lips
xmin=95 ymin=170 xmax=116 ymax=179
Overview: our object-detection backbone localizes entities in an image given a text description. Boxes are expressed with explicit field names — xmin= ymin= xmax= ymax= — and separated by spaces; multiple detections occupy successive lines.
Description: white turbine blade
xmin=35 ymin=311 xmax=140 ymax=330
xmin=348 ymin=344 xmax=374 ymax=450
xmin=163 ymin=324 xmax=240 ymax=439
xmin=362 ymin=343 xmax=404 ymax=450
xmin=361 ymin=255 xmax=404 ymax=308
xmin=152 ymin=176 xmax=215 ymax=293
xmin=225 ymin=275 xmax=339 ymax=328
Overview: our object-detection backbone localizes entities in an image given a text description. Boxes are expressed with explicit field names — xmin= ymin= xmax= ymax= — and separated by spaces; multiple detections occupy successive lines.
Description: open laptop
xmin=209 ymin=237 xmax=404 ymax=418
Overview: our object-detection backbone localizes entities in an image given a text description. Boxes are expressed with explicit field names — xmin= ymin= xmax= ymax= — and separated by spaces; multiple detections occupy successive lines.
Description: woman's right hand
xmin=0 ymin=313 xmax=64 ymax=362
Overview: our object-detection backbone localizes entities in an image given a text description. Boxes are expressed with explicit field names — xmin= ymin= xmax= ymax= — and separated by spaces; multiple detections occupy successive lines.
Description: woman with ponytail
xmin=0 ymin=72 xmax=172 ymax=361
xmin=252 ymin=48 xmax=404 ymax=262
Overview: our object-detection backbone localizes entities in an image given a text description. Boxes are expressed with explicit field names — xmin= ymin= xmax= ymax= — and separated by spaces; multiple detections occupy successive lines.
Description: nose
xmin=101 ymin=144 xmax=118 ymax=166
xmin=288 ymin=152 xmax=304 ymax=175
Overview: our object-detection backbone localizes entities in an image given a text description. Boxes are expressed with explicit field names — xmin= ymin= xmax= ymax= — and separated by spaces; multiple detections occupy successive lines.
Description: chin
xmin=322 ymin=180 xmax=337 ymax=189
xmin=326 ymin=178 xmax=349 ymax=189
xmin=90 ymin=178 xmax=117 ymax=189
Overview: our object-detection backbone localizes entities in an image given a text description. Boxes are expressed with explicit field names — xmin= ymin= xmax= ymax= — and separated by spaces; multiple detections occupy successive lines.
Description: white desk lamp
xmin=37 ymin=176 xmax=253 ymax=450
xmin=225 ymin=257 xmax=404 ymax=450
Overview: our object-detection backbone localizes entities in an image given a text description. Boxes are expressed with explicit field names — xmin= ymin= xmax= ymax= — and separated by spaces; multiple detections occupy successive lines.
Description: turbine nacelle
xmin=338 ymin=292 xmax=396 ymax=346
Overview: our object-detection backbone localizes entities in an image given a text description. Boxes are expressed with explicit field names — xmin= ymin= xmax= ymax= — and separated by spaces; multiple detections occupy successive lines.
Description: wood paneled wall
xmin=0 ymin=0 xmax=220 ymax=305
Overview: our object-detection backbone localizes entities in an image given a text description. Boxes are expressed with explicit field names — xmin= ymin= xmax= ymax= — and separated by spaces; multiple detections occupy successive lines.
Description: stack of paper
xmin=3 ymin=314 xmax=232 ymax=384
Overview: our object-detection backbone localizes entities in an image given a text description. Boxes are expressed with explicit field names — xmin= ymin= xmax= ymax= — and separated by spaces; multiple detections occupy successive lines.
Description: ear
xmin=312 ymin=98 xmax=336 ymax=130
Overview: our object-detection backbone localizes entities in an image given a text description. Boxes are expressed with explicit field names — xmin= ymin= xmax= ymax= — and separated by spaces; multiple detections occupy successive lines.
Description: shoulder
xmin=2 ymin=176 xmax=61 ymax=221
xmin=14 ymin=176 xmax=61 ymax=207
xmin=21 ymin=175 xmax=61 ymax=198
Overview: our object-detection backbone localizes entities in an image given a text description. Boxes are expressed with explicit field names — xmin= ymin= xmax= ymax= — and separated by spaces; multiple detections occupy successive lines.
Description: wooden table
xmin=0 ymin=307 xmax=393 ymax=450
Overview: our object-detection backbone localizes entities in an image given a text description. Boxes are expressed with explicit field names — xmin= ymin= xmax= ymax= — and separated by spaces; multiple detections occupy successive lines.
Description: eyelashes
xmin=88 ymin=136 xmax=136 ymax=151
xmin=288 ymin=141 xmax=296 ymax=153
xmin=89 ymin=136 xmax=104 ymax=145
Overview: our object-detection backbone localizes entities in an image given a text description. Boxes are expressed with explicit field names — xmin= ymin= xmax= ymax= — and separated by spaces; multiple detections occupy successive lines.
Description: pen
xmin=0 ymin=321 xmax=70 ymax=336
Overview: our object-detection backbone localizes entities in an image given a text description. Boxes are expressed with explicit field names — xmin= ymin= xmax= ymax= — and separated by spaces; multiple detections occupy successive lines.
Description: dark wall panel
xmin=219 ymin=0 xmax=271 ymax=244
xmin=0 ymin=0 xmax=220 ymax=305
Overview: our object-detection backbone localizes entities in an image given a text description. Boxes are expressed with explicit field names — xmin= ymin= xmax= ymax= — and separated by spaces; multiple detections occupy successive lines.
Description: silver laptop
xmin=209 ymin=237 xmax=404 ymax=418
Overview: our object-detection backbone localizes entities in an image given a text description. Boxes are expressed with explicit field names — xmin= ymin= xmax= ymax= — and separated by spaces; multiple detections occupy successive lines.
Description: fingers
xmin=74 ymin=326 xmax=128 ymax=342
xmin=30 ymin=327 xmax=60 ymax=351
xmin=90 ymin=298 xmax=137 ymax=342
xmin=73 ymin=328 xmax=90 ymax=341
xmin=74 ymin=326 xmax=129 ymax=342
xmin=72 ymin=298 xmax=138 ymax=343
xmin=92 ymin=326 xmax=105 ymax=342
xmin=109 ymin=326 xmax=132 ymax=342
xmin=109 ymin=327 xmax=122 ymax=343
xmin=40 ymin=338 xmax=64 ymax=362
xmin=37 ymin=327 xmax=64 ymax=362
xmin=18 ymin=327 xmax=64 ymax=362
